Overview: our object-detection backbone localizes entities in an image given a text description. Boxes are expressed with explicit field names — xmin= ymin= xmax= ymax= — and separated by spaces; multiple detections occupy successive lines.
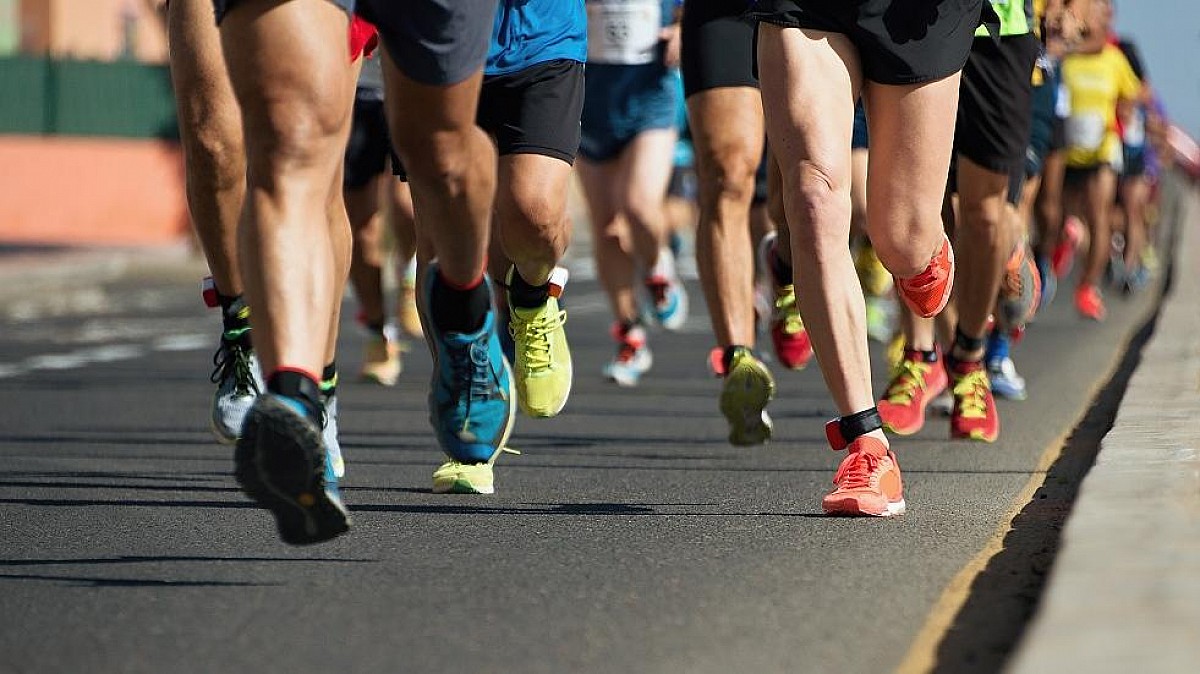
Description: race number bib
xmin=1066 ymin=113 xmax=1106 ymax=151
xmin=587 ymin=0 xmax=662 ymax=65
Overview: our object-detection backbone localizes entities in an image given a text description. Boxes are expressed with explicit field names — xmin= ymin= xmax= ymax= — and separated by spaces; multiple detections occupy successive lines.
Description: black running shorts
xmin=215 ymin=0 xmax=495 ymax=86
xmin=343 ymin=92 xmax=391 ymax=189
xmin=681 ymin=0 xmax=758 ymax=98
xmin=746 ymin=0 xmax=986 ymax=85
xmin=395 ymin=58 xmax=584 ymax=180
xmin=955 ymin=32 xmax=1040 ymax=177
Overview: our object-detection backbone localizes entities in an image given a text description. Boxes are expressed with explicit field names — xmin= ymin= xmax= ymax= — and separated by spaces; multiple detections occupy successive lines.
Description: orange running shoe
xmin=949 ymin=358 xmax=999 ymax=442
xmin=878 ymin=349 xmax=948 ymax=435
xmin=822 ymin=436 xmax=906 ymax=517
xmin=1074 ymin=284 xmax=1106 ymax=321
xmin=895 ymin=233 xmax=954 ymax=319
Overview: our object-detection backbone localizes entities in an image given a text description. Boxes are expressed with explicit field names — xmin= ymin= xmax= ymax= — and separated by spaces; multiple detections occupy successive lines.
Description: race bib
xmin=1066 ymin=113 xmax=1106 ymax=151
xmin=587 ymin=0 xmax=662 ymax=65
xmin=1123 ymin=109 xmax=1146 ymax=147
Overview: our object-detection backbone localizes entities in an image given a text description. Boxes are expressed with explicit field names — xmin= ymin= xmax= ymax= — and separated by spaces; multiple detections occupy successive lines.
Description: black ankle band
xmin=954 ymin=327 xmax=985 ymax=354
xmin=839 ymin=407 xmax=883 ymax=443
xmin=267 ymin=370 xmax=323 ymax=424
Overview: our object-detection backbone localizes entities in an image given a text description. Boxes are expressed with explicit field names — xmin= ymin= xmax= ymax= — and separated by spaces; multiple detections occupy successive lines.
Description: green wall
xmin=0 ymin=56 xmax=178 ymax=139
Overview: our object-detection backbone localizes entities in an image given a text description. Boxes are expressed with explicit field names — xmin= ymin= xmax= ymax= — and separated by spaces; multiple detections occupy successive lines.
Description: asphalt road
xmin=0 ymin=256 xmax=1157 ymax=674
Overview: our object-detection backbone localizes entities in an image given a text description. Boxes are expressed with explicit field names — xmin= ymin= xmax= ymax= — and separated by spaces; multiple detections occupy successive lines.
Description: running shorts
xmin=580 ymin=62 xmax=678 ymax=162
xmin=681 ymin=0 xmax=758 ymax=98
xmin=215 ymin=0 xmax=496 ymax=86
xmin=745 ymin=0 xmax=987 ymax=85
xmin=955 ymin=33 xmax=1040 ymax=177
xmin=1025 ymin=77 xmax=1057 ymax=178
xmin=344 ymin=92 xmax=391 ymax=189
xmin=852 ymin=101 xmax=869 ymax=150
xmin=394 ymin=58 xmax=584 ymax=179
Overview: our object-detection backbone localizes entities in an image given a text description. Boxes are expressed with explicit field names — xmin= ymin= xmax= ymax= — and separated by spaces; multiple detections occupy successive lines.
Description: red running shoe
xmin=950 ymin=358 xmax=1000 ymax=442
xmin=878 ymin=349 xmax=949 ymax=435
xmin=895 ymin=233 xmax=955 ymax=319
xmin=1074 ymin=284 xmax=1106 ymax=321
xmin=822 ymin=435 xmax=906 ymax=517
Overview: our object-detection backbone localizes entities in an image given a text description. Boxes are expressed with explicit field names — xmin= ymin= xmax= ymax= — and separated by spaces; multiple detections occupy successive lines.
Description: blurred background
xmin=0 ymin=0 xmax=1196 ymax=251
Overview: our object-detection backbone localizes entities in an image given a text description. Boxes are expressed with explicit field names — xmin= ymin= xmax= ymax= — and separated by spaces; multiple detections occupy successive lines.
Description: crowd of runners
xmin=162 ymin=0 xmax=1179 ymax=542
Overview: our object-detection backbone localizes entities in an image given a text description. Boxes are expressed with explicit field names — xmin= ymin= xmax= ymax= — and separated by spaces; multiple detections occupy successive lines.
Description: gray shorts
xmin=214 ymin=0 xmax=495 ymax=86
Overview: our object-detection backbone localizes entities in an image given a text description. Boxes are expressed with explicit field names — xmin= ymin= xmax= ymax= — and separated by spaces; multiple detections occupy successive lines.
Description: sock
xmin=905 ymin=347 xmax=939 ymax=364
xmin=321 ymin=363 xmax=338 ymax=400
xmin=722 ymin=345 xmax=745 ymax=374
xmin=508 ymin=268 xmax=550 ymax=309
xmin=430 ymin=271 xmax=490 ymax=333
xmin=953 ymin=327 xmax=985 ymax=358
xmin=267 ymin=369 xmax=323 ymax=426
xmin=218 ymin=294 xmax=251 ymax=346
xmin=768 ymin=244 xmax=794 ymax=287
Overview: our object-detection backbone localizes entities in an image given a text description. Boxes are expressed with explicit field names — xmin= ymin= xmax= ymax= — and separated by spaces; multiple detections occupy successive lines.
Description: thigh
xmin=686 ymin=87 xmax=765 ymax=183
xmin=863 ymin=74 xmax=962 ymax=228
xmin=616 ymin=128 xmax=678 ymax=215
xmin=575 ymin=158 xmax=621 ymax=230
xmin=170 ymin=0 xmax=240 ymax=134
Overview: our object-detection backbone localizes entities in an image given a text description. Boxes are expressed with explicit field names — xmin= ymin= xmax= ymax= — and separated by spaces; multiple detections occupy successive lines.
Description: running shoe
xmin=322 ymin=391 xmax=344 ymax=481
xmin=360 ymin=333 xmax=401 ymax=387
xmin=877 ymin=349 xmax=948 ymax=435
xmin=603 ymin=322 xmax=653 ymax=387
xmin=432 ymin=447 xmax=521 ymax=495
xmin=950 ymin=359 xmax=999 ymax=442
xmin=712 ymin=346 xmax=775 ymax=446
xmin=1123 ymin=265 xmax=1150 ymax=294
xmin=768 ymin=282 xmax=813 ymax=370
xmin=397 ymin=276 xmax=423 ymax=339
xmin=987 ymin=356 xmax=1027 ymax=401
xmin=423 ymin=265 xmax=516 ymax=467
xmin=645 ymin=249 xmax=688 ymax=331
xmin=507 ymin=266 xmax=572 ymax=418
xmin=645 ymin=275 xmax=688 ymax=331
xmin=996 ymin=244 xmax=1042 ymax=331
xmin=235 ymin=394 xmax=350 ymax=545
xmin=895 ymin=232 xmax=955 ymax=319
xmin=1036 ymin=254 xmax=1057 ymax=310
xmin=822 ymin=435 xmax=906 ymax=517
xmin=1074 ymin=284 xmax=1107 ymax=321
xmin=864 ymin=295 xmax=895 ymax=344
xmin=1052 ymin=216 xmax=1084 ymax=279
xmin=210 ymin=330 xmax=262 ymax=444
xmin=855 ymin=242 xmax=894 ymax=298
xmin=886 ymin=331 xmax=906 ymax=370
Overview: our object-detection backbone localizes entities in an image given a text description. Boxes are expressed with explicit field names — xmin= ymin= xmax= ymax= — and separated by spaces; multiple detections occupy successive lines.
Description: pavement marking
xmin=894 ymin=282 xmax=1165 ymax=674
xmin=0 ymin=332 xmax=210 ymax=379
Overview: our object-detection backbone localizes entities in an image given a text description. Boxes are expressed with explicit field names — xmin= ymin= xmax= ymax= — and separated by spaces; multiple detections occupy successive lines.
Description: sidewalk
xmin=1008 ymin=175 xmax=1200 ymax=673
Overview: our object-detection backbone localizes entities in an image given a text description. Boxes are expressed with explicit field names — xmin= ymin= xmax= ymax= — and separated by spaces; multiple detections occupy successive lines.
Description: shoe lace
xmin=509 ymin=309 xmax=566 ymax=374
xmin=773 ymin=286 xmax=805 ymax=335
xmin=953 ymin=369 xmax=991 ymax=419
xmin=833 ymin=450 xmax=881 ymax=490
xmin=884 ymin=359 xmax=931 ymax=405
xmin=210 ymin=338 xmax=259 ymax=396
xmin=447 ymin=335 xmax=499 ymax=404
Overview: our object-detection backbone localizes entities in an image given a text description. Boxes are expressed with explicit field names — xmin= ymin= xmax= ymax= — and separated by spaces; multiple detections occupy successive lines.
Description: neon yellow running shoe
xmin=507 ymin=267 xmax=572 ymax=418
xmin=715 ymin=346 xmax=776 ymax=446
xmin=855 ymin=242 xmax=894 ymax=298
xmin=432 ymin=448 xmax=520 ymax=495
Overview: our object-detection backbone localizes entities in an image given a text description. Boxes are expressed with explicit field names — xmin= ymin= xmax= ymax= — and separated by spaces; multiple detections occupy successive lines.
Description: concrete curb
xmin=1007 ymin=175 xmax=1200 ymax=673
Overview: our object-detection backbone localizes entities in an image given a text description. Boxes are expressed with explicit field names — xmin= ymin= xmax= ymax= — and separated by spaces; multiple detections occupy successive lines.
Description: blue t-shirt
xmin=487 ymin=0 xmax=588 ymax=76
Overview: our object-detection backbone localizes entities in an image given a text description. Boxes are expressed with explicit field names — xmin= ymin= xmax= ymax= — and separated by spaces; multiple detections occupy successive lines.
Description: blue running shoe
xmin=987 ymin=356 xmax=1027 ymax=400
xmin=1036 ymin=255 xmax=1057 ymax=311
xmin=235 ymin=394 xmax=351 ymax=545
xmin=423 ymin=265 xmax=516 ymax=465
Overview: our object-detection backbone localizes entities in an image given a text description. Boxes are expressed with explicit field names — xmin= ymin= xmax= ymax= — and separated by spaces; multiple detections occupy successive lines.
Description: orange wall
xmin=0 ymin=136 xmax=188 ymax=245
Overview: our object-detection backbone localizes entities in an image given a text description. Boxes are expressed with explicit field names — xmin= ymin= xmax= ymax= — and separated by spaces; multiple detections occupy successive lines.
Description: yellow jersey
xmin=1060 ymin=43 xmax=1142 ymax=168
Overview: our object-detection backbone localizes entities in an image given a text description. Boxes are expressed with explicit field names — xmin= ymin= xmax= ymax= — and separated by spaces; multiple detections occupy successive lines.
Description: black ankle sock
xmin=953 ymin=327 xmax=986 ymax=355
xmin=365 ymin=321 xmax=387 ymax=337
xmin=906 ymin=348 xmax=939 ymax=364
xmin=430 ymin=273 xmax=490 ymax=333
xmin=508 ymin=269 xmax=551 ymax=309
xmin=320 ymin=363 xmax=338 ymax=399
xmin=769 ymin=246 xmax=794 ymax=286
xmin=722 ymin=345 xmax=746 ymax=373
xmin=267 ymin=370 xmax=323 ymax=425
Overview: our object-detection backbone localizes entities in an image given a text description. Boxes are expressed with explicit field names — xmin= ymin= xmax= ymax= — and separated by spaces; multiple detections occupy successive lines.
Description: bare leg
xmin=950 ymin=157 xmax=1012 ymax=359
xmin=577 ymin=158 xmax=639 ymax=323
xmin=167 ymin=0 xmax=244 ymax=296
xmin=689 ymin=86 xmax=764 ymax=348
xmin=496 ymin=153 xmax=573 ymax=286
xmin=220 ymin=0 xmax=353 ymax=378
xmin=346 ymin=175 xmax=386 ymax=327
xmin=1081 ymin=167 xmax=1117 ymax=287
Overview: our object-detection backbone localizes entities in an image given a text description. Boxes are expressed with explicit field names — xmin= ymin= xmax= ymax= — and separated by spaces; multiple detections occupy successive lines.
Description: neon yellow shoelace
xmin=952 ymin=369 xmax=991 ymax=419
xmin=510 ymin=310 xmax=566 ymax=373
xmin=885 ymin=360 xmax=932 ymax=405
xmin=774 ymin=286 xmax=805 ymax=335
